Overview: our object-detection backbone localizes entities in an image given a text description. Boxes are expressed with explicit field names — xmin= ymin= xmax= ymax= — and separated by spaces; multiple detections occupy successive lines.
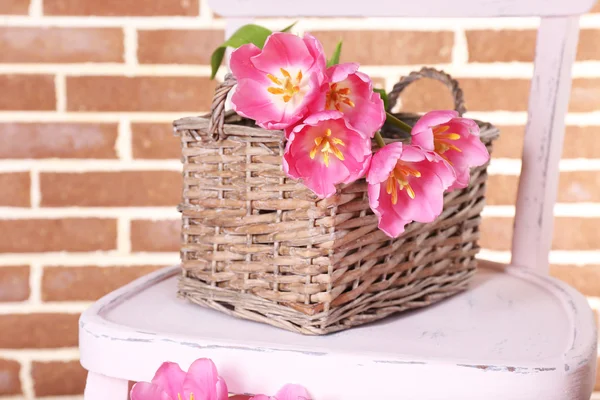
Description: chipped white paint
xmin=512 ymin=17 xmax=581 ymax=273
xmin=80 ymin=262 xmax=597 ymax=399
xmin=208 ymin=0 xmax=597 ymax=17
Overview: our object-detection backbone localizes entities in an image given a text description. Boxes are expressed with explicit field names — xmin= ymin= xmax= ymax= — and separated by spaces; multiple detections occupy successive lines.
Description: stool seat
xmin=79 ymin=260 xmax=596 ymax=399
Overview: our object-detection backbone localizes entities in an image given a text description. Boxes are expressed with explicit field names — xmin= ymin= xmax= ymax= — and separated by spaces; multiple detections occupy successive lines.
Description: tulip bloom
xmin=411 ymin=110 xmax=489 ymax=190
xmin=311 ymin=62 xmax=385 ymax=138
xmin=251 ymin=384 xmax=311 ymax=400
xmin=367 ymin=142 xmax=455 ymax=238
xmin=284 ymin=111 xmax=372 ymax=198
xmin=130 ymin=359 xmax=228 ymax=400
xmin=230 ymin=32 xmax=326 ymax=130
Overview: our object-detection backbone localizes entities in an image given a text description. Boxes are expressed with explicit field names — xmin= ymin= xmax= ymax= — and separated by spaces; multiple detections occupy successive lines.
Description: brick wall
xmin=1 ymin=0 xmax=600 ymax=398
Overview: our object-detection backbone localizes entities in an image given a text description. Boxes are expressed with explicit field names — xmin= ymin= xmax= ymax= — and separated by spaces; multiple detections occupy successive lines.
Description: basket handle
xmin=387 ymin=67 xmax=466 ymax=117
xmin=208 ymin=73 xmax=237 ymax=141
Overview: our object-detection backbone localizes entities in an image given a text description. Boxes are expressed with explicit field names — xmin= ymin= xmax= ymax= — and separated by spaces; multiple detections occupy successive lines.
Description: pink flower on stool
xmin=311 ymin=62 xmax=385 ymax=138
xmin=251 ymin=384 xmax=312 ymax=400
xmin=411 ymin=110 xmax=490 ymax=190
xmin=230 ymin=32 xmax=326 ymax=130
xmin=367 ymin=142 xmax=455 ymax=238
xmin=283 ymin=110 xmax=372 ymax=198
xmin=130 ymin=358 xmax=228 ymax=400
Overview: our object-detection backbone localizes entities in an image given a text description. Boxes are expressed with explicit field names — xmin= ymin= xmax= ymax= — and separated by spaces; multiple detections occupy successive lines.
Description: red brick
xmin=393 ymin=77 xmax=457 ymax=113
xmin=481 ymin=217 xmax=600 ymax=251
xmin=479 ymin=217 xmax=512 ymax=251
xmin=0 ymin=27 xmax=123 ymax=63
xmin=466 ymin=30 xmax=536 ymax=63
xmin=485 ymin=175 xmax=518 ymax=206
xmin=44 ymin=0 xmax=200 ymax=16
xmin=0 ymin=266 xmax=29 ymax=302
xmin=312 ymin=30 xmax=453 ymax=65
xmin=32 ymin=361 xmax=86 ymax=396
xmin=41 ymin=171 xmax=181 ymax=207
xmin=563 ymin=126 xmax=600 ymax=158
xmin=0 ymin=313 xmax=79 ymax=348
xmin=66 ymin=76 xmax=216 ymax=112
xmin=132 ymin=123 xmax=180 ymax=159
xmin=466 ymin=29 xmax=600 ymax=62
xmin=131 ymin=219 xmax=179 ymax=252
xmin=0 ymin=0 xmax=29 ymax=15
xmin=0 ymin=172 xmax=30 ymax=206
xmin=42 ymin=265 xmax=162 ymax=301
xmin=0 ymin=122 xmax=118 ymax=159
xmin=0 ymin=219 xmax=117 ymax=253
xmin=550 ymin=265 xmax=600 ymax=297
xmin=461 ymin=79 xmax=530 ymax=112
xmin=558 ymin=171 xmax=600 ymax=202
xmin=0 ymin=75 xmax=55 ymax=111
xmin=491 ymin=125 xmax=600 ymax=159
xmin=491 ymin=125 xmax=524 ymax=159
xmin=570 ymin=79 xmax=600 ymax=112
xmin=138 ymin=29 xmax=224 ymax=64
xmin=0 ymin=359 xmax=21 ymax=395
xmin=397 ymin=78 xmax=531 ymax=113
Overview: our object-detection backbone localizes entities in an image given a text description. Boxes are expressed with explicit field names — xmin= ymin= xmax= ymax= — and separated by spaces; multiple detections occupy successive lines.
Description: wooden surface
xmin=80 ymin=261 xmax=597 ymax=399
xmin=511 ymin=17 xmax=581 ymax=273
xmin=208 ymin=0 xmax=597 ymax=17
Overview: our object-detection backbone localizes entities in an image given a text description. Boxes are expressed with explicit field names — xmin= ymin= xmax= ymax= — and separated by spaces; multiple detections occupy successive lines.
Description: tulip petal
xmin=369 ymin=182 xmax=411 ymax=238
xmin=130 ymin=382 xmax=173 ymax=400
xmin=367 ymin=142 xmax=404 ymax=184
xmin=411 ymin=110 xmax=458 ymax=136
xmin=232 ymin=79 xmax=285 ymax=127
xmin=183 ymin=358 xmax=220 ymax=400
xmin=253 ymin=32 xmax=314 ymax=73
xmin=150 ymin=362 xmax=186 ymax=400
xmin=411 ymin=110 xmax=458 ymax=151
xmin=303 ymin=33 xmax=327 ymax=71
xmin=216 ymin=377 xmax=229 ymax=400
xmin=230 ymin=44 xmax=268 ymax=84
xmin=274 ymin=384 xmax=312 ymax=400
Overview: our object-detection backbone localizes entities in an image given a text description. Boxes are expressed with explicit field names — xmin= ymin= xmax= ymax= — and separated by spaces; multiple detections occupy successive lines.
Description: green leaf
xmin=326 ymin=41 xmax=343 ymax=68
xmin=280 ymin=21 xmax=297 ymax=32
xmin=373 ymin=88 xmax=389 ymax=111
xmin=210 ymin=24 xmax=273 ymax=79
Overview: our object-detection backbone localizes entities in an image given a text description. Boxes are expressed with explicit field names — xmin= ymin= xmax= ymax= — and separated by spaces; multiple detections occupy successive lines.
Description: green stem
xmin=374 ymin=131 xmax=386 ymax=148
xmin=385 ymin=112 xmax=413 ymax=134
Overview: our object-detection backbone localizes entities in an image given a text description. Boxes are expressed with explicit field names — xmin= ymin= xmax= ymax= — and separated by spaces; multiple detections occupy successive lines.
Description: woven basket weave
xmin=174 ymin=68 xmax=499 ymax=335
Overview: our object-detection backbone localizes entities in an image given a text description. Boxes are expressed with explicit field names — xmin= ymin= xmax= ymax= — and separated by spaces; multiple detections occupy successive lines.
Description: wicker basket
xmin=174 ymin=68 xmax=499 ymax=335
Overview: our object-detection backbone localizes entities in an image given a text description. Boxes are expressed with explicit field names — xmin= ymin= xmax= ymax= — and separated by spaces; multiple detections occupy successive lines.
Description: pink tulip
xmin=230 ymin=32 xmax=326 ymax=130
xmin=310 ymin=62 xmax=385 ymax=138
xmin=283 ymin=110 xmax=372 ymax=198
xmin=251 ymin=384 xmax=312 ymax=400
xmin=410 ymin=110 xmax=490 ymax=190
xmin=131 ymin=359 xmax=228 ymax=400
xmin=367 ymin=142 xmax=455 ymax=238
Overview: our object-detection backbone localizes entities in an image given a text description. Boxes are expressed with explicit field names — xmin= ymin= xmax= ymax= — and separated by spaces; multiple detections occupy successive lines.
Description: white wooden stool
xmin=80 ymin=261 xmax=596 ymax=399
xmin=80 ymin=0 xmax=599 ymax=398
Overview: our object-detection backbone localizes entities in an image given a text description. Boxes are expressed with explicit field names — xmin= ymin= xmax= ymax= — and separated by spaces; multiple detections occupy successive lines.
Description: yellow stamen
xmin=266 ymin=67 xmax=304 ymax=103
xmin=436 ymin=133 xmax=461 ymax=140
xmin=280 ymin=68 xmax=291 ymax=79
xmin=267 ymin=74 xmax=282 ymax=85
xmin=178 ymin=394 xmax=182 ymax=400
xmin=326 ymin=83 xmax=355 ymax=111
xmin=386 ymin=162 xmax=422 ymax=204
xmin=432 ymin=124 xmax=462 ymax=157
xmin=406 ymin=184 xmax=416 ymax=199
xmin=267 ymin=87 xmax=285 ymax=95
xmin=190 ymin=394 xmax=195 ymax=400
xmin=309 ymin=128 xmax=346 ymax=167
